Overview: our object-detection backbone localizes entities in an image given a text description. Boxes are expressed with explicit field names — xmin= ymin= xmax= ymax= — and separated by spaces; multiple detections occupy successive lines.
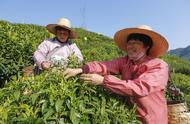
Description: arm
xmin=103 ymin=60 xmax=169 ymax=97
xmin=82 ymin=57 xmax=127 ymax=75
xmin=62 ymin=57 xmax=127 ymax=79
xmin=33 ymin=40 xmax=50 ymax=69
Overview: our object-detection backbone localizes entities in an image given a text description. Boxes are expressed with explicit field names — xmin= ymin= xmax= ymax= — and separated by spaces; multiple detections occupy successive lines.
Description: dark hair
xmin=127 ymin=33 xmax=153 ymax=55
xmin=55 ymin=26 xmax=70 ymax=33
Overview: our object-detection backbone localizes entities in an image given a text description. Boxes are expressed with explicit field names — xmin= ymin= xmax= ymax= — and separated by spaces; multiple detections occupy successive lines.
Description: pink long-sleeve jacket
xmin=34 ymin=38 xmax=83 ymax=69
xmin=82 ymin=56 xmax=168 ymax=124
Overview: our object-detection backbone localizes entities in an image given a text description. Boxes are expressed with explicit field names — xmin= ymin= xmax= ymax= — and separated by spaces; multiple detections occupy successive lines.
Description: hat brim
xmin=46 ymin=24 xmax=77 ymax=39
xmin=114 ymin=28 xmax=169 ymax=57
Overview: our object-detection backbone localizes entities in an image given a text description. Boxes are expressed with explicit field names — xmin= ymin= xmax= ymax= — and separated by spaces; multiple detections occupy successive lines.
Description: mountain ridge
xmin=169 ymin=45 xmax=190 ymax=60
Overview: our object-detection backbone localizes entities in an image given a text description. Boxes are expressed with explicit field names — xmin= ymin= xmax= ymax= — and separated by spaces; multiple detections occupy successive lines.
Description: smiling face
xmin=55 ymin=26 xmax=70 ymax=42
xmin=56 ymin=30 xmax=70 ymax=42
xmin=126 ymin=33 xmax=153 ymax=61
xmin=126 ymin=40 xmax=149 ymax=61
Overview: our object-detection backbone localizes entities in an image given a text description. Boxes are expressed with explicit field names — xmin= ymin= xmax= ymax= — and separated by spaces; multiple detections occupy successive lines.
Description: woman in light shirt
xmin=34 ymin=18 xmax=83 ymax=71
xmin=63 ymin=25 xmax=169 ymax=124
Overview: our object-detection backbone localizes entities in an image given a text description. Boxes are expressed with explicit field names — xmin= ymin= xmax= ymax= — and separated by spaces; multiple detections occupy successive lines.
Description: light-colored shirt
xmin=82 ymin=56 xmax=168 ymax=124
xmin=34 ymin=38 xmax=83 ymax=69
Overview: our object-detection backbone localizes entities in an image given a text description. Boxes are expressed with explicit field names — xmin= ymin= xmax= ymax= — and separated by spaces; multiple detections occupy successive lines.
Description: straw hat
xmin=114 ymin=25 xmax=169 ymax=57
xmin=46 ymin=18 xmax=77 ymax=39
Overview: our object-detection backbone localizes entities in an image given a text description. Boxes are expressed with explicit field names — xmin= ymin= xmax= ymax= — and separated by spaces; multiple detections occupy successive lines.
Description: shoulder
xmin=67 ymin=40 xmax=74 ymax=45
xmin=148 ymin=57 xmax=168 ymax=66
xmin=67 ymin=40 xmax=79 ymax=48
xmin=144 ymin=57 xmax=168 ymax=69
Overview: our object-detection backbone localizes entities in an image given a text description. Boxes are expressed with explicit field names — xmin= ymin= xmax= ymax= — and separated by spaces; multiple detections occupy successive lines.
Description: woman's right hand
xmin=63 ymin=68 xmax=83 ymax=79
xmin=41 ymin=61 xmax=52 ymax=70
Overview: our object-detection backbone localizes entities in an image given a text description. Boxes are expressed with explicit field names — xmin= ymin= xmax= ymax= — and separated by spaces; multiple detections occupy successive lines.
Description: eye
xmin=127 ymin=42 xmax=139 ymax=46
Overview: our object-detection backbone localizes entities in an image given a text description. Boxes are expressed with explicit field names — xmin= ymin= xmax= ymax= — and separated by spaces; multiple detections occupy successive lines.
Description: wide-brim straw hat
xmin=46 ymin=18 xmax=77 ymax=39
xmin=114 ymin=25 xmax=169 ymax=57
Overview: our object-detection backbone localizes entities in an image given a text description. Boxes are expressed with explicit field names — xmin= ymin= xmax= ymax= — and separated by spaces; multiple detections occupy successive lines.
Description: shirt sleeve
xmin=82 ymin=57 xmax=127 ymax=75
xmin=71 ymin=43 xmax=84 ymax=63
xmin=103 ymin=60 xmax=169 ymax=97
xmin=33 ymin=40 xmax=49 ymax=69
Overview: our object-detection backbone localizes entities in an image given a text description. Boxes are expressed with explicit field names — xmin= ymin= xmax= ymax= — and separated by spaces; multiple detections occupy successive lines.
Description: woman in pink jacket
xmin=34 ymin=18 xmax=83 ymax=71
xmin=63 ymin=25 xmax=169 ymax=124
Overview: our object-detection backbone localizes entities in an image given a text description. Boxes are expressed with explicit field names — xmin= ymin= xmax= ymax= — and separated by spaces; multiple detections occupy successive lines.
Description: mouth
xmin=59 ymin=38 xmax=67 ymax=42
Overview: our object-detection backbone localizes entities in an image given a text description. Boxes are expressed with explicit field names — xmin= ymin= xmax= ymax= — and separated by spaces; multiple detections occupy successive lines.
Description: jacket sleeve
xmin=103 ymin=61 xmax=169 ymax=97
xmin=33 ymin=40 xmax=49 ymax=69
xmin=82 ymin=57 xmax=127 ymax=75
xmin=71 ymin=43 xmax=84 ymax=63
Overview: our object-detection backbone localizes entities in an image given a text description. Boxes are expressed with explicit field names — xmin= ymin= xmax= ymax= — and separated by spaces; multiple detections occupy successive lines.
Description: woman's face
xmin=56 ymin=30 xmax=69 ymax=42
xmin=126 ymin=40 xmax=149 ymax=60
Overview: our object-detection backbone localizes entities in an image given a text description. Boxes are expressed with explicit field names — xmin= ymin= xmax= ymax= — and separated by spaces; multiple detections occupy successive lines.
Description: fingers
xmin=80 ymin=74 xmax=104 ymax=85
xmin=41 ymin=61 xmax=52 ymax=70
xmin=80 ymin=74 xmax=91 ymax=79
xmin=80 ymin=76 xmax=91 ymax=82
xmin=63 ymin=68 xmax=79 ymax=79
xmin=63 ymin=68 xmax=72 ymax=79
xmin=80 ymin=74 xmax=93 ymax=82
xmin=64 ymin=74 xmax=71 ymax=80
xmin=63 ymin=68 xmax=69 ymax=77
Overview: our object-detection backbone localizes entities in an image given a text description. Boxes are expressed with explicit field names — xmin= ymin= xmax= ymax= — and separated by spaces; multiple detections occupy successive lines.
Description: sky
xmin=0 ymin=0 xmax=190 ymax=50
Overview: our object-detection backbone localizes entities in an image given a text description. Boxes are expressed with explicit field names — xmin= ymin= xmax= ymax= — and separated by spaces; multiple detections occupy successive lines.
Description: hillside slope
xmin=169 ymin=45 xmax=190 ymax=60
xmin=0 ymin=20 xmax=140 ymax=123
xmin=0 ymin=20 xmax=124 ymax=86
xmin=1 ymin=20 xmax=190 ymax=123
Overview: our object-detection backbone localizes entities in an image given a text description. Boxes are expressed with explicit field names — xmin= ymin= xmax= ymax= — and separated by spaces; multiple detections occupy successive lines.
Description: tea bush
xmin=0 ymin=70 xmax=140 ymax=124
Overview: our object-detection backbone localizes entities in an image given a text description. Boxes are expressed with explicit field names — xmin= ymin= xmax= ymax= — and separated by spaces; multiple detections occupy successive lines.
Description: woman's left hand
xmin=80 ymin=74 xmax=104 ymax=85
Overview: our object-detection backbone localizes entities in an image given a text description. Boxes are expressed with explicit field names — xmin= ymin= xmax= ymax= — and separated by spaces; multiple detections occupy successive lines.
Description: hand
xmin=41 ymin=61 xmax=52 ymax=70
xmin=63 ymin=68 xmax=83 ymax=79
xmin=80 ymin=73 xmax=104 ymax=85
